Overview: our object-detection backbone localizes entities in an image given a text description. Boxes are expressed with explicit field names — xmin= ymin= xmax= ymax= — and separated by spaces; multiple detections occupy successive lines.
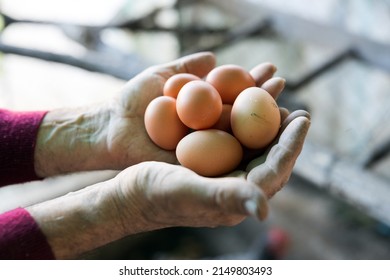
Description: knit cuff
xmin=0 ymin=207 xmax=55 ymax=259
xmin=0 ymin=109 xmax=48 ymax=186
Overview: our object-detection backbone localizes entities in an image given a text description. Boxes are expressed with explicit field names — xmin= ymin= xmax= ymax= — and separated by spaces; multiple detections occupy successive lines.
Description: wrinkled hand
xmin=111 ymin=111 xmax=310 ymax=233
xmin=35 ymin=52 xmax=217 ymax=176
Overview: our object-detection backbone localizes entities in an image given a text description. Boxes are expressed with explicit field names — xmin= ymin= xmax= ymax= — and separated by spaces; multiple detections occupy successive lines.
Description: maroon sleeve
xmin=0 ymin=109 xmax=48 ymax=187
xmin=0 ymin=109 xmax=55 ymax=259
xmin=0 ymin=208 xmax=55 ymax=259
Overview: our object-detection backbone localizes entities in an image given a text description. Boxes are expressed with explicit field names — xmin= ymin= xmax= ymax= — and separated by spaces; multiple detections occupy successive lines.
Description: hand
xmin=34 ymin=52 xmax=216 ymax=176
xmin=112 ymin=112 xmax=310 ymax=233
xmin=28 ymin=108 xmax=309 ymax=259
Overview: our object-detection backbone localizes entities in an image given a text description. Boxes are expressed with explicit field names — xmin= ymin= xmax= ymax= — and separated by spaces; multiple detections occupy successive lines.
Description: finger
xmin=161 ymin=52 xmax=216 ymax=78
xmin=137 ymin=162 xmax=269 ymax=226
xmin=173 ymin=171 xmax=269 ymax=222
xmin=261 ymin=77 xmax=286 ymax=100
xmin=279 ymin=107 xmax=290 ymax=123
xmin=247 ymin=115 xmax=311 ymax=198
xmin=249 ymin=62 xmax=277 ymax=87
xmin=279 ymin=109 xmax=311 ymax=135
xmin=201 ymin=176 xmax=269 ymax=221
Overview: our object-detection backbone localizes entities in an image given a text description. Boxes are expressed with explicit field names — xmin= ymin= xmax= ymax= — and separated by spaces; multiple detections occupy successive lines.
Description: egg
xmin=211 ymin=104 xmax=232 ymax=132
xmin=163 ymin=73 xmax=200 ymax=98
xmin=176 ymin=80 xmax=222 ymax=130
xmin=231 ymin=87 xmax=281 ymax=149
xmin=176 ymin=129 xmax=243 ymax=177
xmin=206 ymin=64 xmax=256 ymax=104
xmin=144 ymin=96 xmax=189 ymax=150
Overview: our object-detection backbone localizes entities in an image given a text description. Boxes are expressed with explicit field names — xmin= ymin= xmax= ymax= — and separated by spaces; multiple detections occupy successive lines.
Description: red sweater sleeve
xmin=0 ymin=109 xmax=55 ymax=259
xmin=0 ymin=208 xmax=55 ymax=259
xmin=0 ymin=109 xmax=47 ymax=187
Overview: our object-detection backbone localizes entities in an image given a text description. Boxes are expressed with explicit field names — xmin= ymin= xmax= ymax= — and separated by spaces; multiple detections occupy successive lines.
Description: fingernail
xmin=244 ymin=198 xmax=268 ymax=220
xmin=244 ymin=199 xmax=258 ymax=217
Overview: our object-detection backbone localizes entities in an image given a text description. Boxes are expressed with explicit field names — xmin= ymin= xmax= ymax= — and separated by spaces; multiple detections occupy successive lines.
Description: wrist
xmin=26 ymin=178 xmax=125 ymax=259
xmin=34 ymin=105 xmax=111 ymax=177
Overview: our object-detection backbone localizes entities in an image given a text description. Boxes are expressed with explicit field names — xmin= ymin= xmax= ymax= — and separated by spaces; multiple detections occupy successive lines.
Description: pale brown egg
xmin=176 ymin=129 xmax=243 ymax=177
xmin=231 ymin=87 xmax=281 ymax=149
xmin=206 ymin=64 xmax=256 ymax=104
xmin=144 ymin=96 xmax=189 ymax=150
xmin=163 ymin=73 xmax=200 ymax=98
xmin=176 ymin=80 xmax=222 ymax=130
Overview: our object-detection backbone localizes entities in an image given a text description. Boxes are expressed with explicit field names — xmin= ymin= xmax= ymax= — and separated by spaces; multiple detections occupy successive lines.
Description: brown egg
xmin=144 ymin=96 xmax=189 ymax=150
xmin=176 ymin=129 xmax=243 ymax=177
xmin=231 ymin=87 xmax=280 ymax=149
xmin=176 ymin=80 xmax=222 ymax=130
xmin=163 ymin=73 xmax=200 ymax=98
xmin=206 ymin=64 xmax=256 ymax=104
xmin=211 ymin=104 xmax=232 ymax=132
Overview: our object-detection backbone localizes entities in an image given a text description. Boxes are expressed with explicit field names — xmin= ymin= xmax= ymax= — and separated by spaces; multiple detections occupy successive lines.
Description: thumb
xmin=128 ymin=162 xmax=269 ymax=228
xmin=160 ymin=52 xmax=216 ymax=78
xmin=198 ymin=176 xmax=269 ymax=221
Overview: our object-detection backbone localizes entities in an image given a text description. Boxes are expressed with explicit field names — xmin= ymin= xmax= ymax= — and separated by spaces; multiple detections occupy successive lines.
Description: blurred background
xmin=1 ymin=0 xmax=390 ymax=259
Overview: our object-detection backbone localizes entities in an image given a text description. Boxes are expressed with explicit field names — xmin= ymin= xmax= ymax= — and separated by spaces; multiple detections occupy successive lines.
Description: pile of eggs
xmin=144 ymin=64 xmax=281 ymax=177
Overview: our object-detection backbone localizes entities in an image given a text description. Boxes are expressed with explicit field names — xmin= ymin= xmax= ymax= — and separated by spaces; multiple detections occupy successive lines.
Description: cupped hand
xmin=109 ymin=109 xmax=309 ymax=234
